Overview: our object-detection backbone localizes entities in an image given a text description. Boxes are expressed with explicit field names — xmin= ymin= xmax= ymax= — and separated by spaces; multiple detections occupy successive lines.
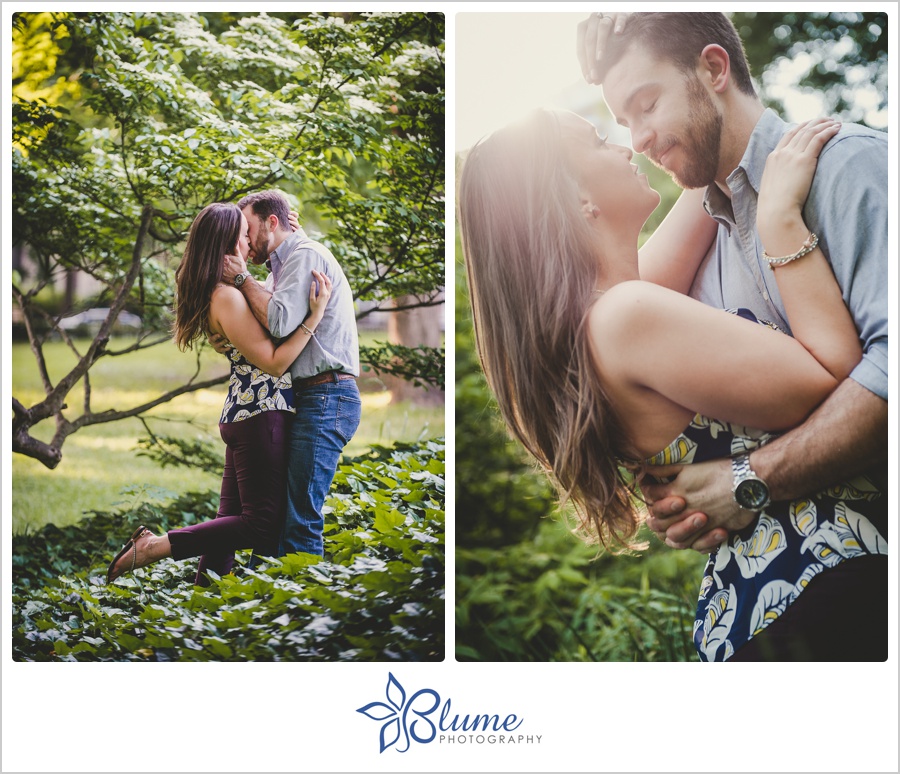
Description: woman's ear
xmin=581 ymin=199 xmax=601 ymax=220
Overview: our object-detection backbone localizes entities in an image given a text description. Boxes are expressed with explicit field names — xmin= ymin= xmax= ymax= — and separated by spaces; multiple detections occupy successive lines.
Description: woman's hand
xmin=757 ymin=118 xmax=840 ymax=246
xmin=288 ymin=210 xmax=301 ymax=232
xmin=576 ymin=12 xmax=631 ymax=84
xmin=308 ymin=269 xmax=332 ymax=321
xmin=207 ymin=331 xmax=233 ymax=354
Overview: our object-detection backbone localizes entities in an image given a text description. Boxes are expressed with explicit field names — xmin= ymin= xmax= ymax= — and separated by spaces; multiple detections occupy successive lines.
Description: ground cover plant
xmin=13 ymin=439 xmax=444 ymax=662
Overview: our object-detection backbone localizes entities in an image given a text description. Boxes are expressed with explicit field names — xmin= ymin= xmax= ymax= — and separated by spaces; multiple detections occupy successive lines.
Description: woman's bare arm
xmin=210 ymin=270 xmax=330 ymax=377
xmin=592 ymin=280 xmax=839 ymax=432
xmin=757 ymin=119 xmax=861 ymax=381
xmin=639 ymin=188 xmax=717 ymax=294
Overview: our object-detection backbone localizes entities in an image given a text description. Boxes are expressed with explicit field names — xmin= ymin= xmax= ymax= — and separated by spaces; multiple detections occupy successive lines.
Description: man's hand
xmin=222 ymin=253 xmax=248 ymax=286
xmin=576 ymin=12 xmax=630 ymax=84
xmin=643 ymin=459 xmax=756 ymax=551
xmin=207 ymin=332 xmax=232 ymax=354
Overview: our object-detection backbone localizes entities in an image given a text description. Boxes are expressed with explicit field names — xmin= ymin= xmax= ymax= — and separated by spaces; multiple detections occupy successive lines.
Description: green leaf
xmin=373 ymin=508 xmax=405 ymax=533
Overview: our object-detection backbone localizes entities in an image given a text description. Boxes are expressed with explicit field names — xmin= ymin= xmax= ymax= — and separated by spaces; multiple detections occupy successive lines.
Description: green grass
xmin=12 ymin=334 xmax=444 ymax=534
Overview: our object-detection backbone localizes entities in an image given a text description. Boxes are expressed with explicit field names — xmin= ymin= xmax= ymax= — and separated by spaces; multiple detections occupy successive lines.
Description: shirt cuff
xmin=850 ymin=347 xmax=888 ymax=401
xmin=267 ymin=301 xmax=285 ymax=338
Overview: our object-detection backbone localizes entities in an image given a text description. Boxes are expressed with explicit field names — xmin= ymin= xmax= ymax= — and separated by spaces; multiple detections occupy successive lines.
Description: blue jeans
xmin=279 ymin=378 xmax=361 ymax=556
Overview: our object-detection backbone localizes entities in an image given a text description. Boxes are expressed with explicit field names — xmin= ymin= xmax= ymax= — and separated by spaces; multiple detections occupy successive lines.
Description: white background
xmin=3 ymin=3 xmax=897 ymax=772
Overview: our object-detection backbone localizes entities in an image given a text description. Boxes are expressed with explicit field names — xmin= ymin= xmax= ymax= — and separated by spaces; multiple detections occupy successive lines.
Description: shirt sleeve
xmin=805 ymin=133 xmax=888 ymax=401
xmin=267 ymin=247 xmax=318 ymax=338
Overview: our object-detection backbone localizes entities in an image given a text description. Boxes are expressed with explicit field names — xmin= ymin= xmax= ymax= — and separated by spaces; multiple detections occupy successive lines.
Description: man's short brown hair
xmin=599 ymin=13 xmax=756 ymax=97
xmin=238 ymin=189 xmax=291 ymax=229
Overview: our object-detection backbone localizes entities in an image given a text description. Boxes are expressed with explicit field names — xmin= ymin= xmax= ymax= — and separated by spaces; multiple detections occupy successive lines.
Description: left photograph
xmin=11 ymin=11 xmax=445 ymax=661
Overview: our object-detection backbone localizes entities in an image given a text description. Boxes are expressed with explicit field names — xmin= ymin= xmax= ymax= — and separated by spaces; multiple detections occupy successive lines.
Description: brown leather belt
xmin=293 ymin=370 xmax=356 ymax=390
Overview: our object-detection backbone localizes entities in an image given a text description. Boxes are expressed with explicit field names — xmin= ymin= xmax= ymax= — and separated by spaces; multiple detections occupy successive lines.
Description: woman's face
xmin=234 ymin=212 xmax=251 ymax=260
xmin=558 ymin=112 xmax=660 ymax=223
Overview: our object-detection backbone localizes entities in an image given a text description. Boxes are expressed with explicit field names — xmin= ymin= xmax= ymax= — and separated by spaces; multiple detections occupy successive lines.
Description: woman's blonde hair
xmin=458 ymin=109 xmax=644 ymax=550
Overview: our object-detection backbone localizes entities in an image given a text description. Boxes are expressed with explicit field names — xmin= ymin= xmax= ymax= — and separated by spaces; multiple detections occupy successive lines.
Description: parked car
xmin=58 ymin=307 xmax=142 ymax=335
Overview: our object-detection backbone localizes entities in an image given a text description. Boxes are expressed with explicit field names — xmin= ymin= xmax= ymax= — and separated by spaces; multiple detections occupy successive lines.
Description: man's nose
xmin=630 ymin=124 xmax=654 ymax=155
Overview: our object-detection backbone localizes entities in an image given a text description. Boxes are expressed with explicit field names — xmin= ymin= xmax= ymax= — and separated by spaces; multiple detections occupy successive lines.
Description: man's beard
xmin=651 ymin=77 xmax=722 ymax=189
xmin=250 ymin=222 xmax=270 ymax=264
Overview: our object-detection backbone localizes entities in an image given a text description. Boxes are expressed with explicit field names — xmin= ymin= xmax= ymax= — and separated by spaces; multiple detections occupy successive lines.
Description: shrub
xmin=12 ymin=440 xmax=445 ymax=662
xmin=456 ymin=519 xmax=705 ymax=662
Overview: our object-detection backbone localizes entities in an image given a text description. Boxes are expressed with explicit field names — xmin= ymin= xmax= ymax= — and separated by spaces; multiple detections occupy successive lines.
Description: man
xmin=576 ymin=13 xmax=888 ymax=552
xmin=222 ymin=189 xmax=361 ymax=557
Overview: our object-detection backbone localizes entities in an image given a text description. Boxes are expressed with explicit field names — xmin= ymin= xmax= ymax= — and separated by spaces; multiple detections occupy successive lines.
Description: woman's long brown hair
xmin=458 ymin=110 xmax=644 ymax=551
xmin=173 ymin=202 xmax=242 ymax=351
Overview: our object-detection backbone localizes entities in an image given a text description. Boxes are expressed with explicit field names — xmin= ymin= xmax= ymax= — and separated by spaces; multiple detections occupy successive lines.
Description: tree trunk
xmin=387 ymin=295 xmax=444 ymax=406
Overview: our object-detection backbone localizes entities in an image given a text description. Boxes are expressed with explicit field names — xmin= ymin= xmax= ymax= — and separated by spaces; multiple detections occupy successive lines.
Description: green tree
xmin=12 ymin=11 xmax=444 ymax=468
xmin=733 ymin=11 xmax=888 ymax=129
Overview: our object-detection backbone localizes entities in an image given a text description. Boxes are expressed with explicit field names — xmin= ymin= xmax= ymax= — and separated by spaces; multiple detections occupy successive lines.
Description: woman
xmin=458 ymin=111 xmax=886 ymax=661
xmin=107 ymin=202 xmax=331 ymax=585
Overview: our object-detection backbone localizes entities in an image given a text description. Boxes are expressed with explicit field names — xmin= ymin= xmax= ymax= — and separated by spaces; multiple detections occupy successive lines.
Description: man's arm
xmin=237 ymin=280 xmax=272 ymax=332
xmin=222 ymin=253 xmax=271 ymax=331
xmin=648 ymin=132 xmax=889 ymax=551
xmin=753 ymin=378 xmax=886 ymax=499
xmin=646 ymin=378 xmax=887 ymax=550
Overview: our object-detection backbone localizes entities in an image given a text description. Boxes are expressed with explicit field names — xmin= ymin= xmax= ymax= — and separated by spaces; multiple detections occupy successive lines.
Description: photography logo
xmin=356 ymin=672 xmax=542 ymax=754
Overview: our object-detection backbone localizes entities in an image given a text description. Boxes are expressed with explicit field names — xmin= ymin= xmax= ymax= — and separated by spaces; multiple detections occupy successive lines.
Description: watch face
xmin=736 ymin=478 xmax=769 ymax=510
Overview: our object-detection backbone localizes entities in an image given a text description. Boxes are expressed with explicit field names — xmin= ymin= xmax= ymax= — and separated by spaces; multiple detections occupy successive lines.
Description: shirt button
xmin=763 ymin=292 xmax=770 ymax=301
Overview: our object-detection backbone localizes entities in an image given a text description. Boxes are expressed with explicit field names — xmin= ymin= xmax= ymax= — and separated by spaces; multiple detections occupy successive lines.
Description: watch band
xmin=233 ymin=271 xmax=249 ymax=288
xmin=731 ymin=453 xmax=770 ymax=512
xmin=732 ymin=454 xmax=752 ymax=481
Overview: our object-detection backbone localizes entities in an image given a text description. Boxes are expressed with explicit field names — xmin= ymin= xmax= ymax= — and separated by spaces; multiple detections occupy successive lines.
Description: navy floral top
xmin=219 ymin=348 xmax=295 ymax=424
xmin=644 ymin=311 xmax=887 ymax=661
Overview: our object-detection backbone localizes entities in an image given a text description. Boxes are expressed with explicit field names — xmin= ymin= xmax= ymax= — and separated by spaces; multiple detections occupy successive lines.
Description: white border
xmin=4 ymin=4 xmax=897 ymax=773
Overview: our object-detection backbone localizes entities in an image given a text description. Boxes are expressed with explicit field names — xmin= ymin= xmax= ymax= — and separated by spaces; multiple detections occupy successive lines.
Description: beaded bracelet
xmin=300 ymin=322 xmax=316 ymax=336
xmin=763 ymin=232 xmax=819 ymax=269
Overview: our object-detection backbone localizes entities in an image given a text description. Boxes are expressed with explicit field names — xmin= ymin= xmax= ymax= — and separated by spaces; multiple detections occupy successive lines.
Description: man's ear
xmin=698 ymin=44 xmax=730 ymax=94
xmin=268 ymin=213 xmax=280 ymax=231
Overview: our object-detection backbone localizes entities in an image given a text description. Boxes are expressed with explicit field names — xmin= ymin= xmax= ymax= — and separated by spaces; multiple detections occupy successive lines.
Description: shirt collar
xmin=268 ymin=227 xmax=309 ymax=279
xmin=731 ymin=108 xmax=787 ymax=194
xmin=702 ymin=108 xmax=787 ymax=226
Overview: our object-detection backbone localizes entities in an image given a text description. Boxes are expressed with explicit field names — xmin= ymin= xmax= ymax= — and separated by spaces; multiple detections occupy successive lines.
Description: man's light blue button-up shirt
xmin=691 ymin=109 xmax=888 ymax=401
xmin=265 ymin=228 xmax=360 ymax=381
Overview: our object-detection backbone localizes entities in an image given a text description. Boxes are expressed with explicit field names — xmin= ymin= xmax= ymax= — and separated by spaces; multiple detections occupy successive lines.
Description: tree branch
xmin=14 ymin=372 xmax=229 ymax=469
xmin=16 ymin=206 xmax=154 ymax=430
xmin=105 ymin=333 xmax=173 ymax=356
xmin=66 ymin=374 xmax=230 ymax=434
xmin=355 ymin=292 xmax=444 ymax=321
xmin=12 ymin=285 xmax=53 ymax=394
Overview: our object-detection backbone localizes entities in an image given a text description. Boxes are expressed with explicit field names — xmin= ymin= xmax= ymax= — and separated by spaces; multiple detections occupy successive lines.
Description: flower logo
xmin=356 ymin=672 xmax=440 ymax=753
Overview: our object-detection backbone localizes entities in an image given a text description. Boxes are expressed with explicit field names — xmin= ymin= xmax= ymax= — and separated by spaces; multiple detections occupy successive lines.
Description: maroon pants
xmin=167 ymin=410 xmax=291 ymax=585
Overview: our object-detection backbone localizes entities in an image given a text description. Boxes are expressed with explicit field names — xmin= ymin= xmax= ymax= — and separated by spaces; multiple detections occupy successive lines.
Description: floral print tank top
xmin=219 ymin=348 xmax=295 ymax=424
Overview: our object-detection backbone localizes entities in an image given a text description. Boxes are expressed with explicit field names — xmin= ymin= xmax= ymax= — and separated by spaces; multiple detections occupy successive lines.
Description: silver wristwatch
xmin=233 ymin=271 xmax=250 ymax=288
xmin=731 ymin=454 xmax=770 ymax=511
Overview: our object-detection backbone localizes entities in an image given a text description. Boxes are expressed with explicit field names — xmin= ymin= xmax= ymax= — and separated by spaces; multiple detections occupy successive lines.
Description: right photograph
xmin=455 ymin=11 xmax=888 ymax=662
